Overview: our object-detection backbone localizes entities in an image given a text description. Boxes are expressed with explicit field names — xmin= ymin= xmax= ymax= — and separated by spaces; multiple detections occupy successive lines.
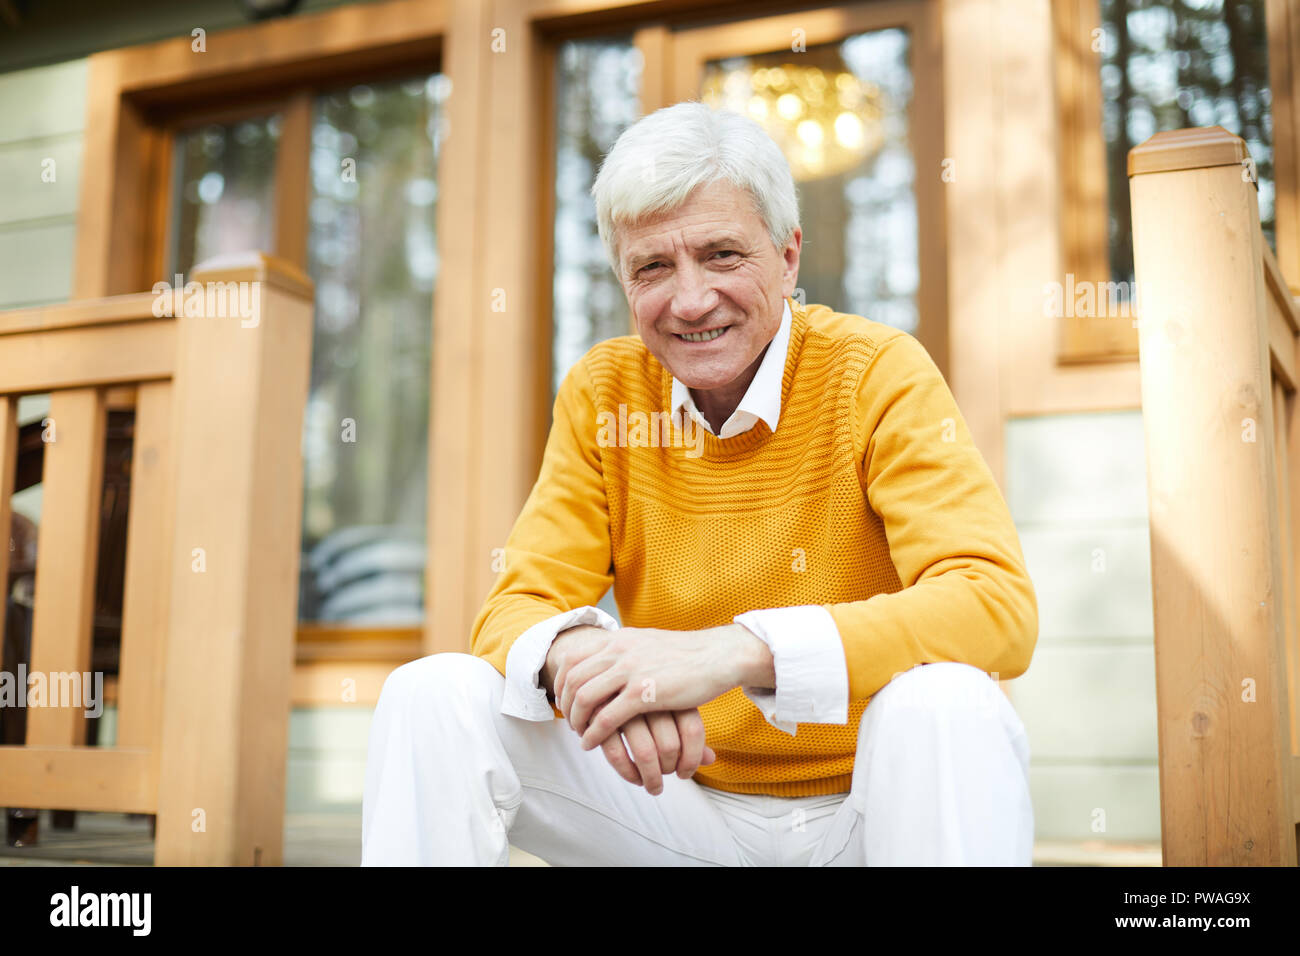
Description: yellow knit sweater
xmin=471 ymin=299 xmax=1038 ymax=796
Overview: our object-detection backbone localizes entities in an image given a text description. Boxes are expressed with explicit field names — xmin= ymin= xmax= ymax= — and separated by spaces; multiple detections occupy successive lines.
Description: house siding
xmin=1005 ymin=409 xmax=1161 ymax=843
xmin=0 ymin=59 xmax=86 ymax=310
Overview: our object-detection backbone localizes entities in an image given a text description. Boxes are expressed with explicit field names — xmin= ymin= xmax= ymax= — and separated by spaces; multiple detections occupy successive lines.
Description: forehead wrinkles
xmin=619 ymin=180 xmax=768 ymax=267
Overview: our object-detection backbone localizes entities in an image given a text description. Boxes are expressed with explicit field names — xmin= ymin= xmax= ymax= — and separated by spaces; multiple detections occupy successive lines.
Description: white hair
xmin=590 ymin=100 xmax=800 ymax=275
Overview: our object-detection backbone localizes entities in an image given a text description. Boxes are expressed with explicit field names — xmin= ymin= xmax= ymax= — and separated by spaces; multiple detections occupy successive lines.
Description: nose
xmin=670 ymin=261 xmax=719 ymax=325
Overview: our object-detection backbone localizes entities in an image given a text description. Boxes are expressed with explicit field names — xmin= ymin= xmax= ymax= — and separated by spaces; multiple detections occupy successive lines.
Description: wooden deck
xmin=0 ymin=811 xmax=550 ymax=867
xmin=0 ymin=811 xmax=1157 ymax=867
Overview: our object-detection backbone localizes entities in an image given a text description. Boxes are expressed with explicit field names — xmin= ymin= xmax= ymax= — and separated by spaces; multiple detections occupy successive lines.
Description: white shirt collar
xmin=670 ymin=298 xmax=792 ymax=439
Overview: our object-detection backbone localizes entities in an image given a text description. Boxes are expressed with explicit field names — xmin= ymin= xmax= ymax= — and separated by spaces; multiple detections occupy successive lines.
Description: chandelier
xmin=700 ymin=62 xmax=886 ymax=181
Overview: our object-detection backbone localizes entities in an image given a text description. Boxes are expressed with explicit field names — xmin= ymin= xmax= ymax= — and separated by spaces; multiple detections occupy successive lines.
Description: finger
xmin=552 ymin=680 xmax=566 ymax=714
xmin=550 ymin=627 xmax=612 ymax=706
xmin=559 ymin=654 xmax=610 ymax=719
xmin=645 ymin=711 xmax=681 ymax=774
xmin=551 ymin=655 xmax=570 ymax=710
xmin=672 ymin=710 xmax=706 ymax=778
xmin=620 ymin=717 xmax=664 ymax=796
xmin=703 ymin=745 xmax=716 ymax=765
xmin=568 ymin=669 xmax=627 ymax=736
xmin=581 ymin=691 xmax=649 ymax=750
xmin=558 ymin=650 xmax=612 ymax=716
xmin=599 ymin=730 xmax=642 ymax=787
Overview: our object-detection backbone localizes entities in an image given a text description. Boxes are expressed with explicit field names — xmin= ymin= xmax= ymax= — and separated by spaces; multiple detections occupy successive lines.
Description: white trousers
xmin=360 ymin=653 xmax=1034 ymax=866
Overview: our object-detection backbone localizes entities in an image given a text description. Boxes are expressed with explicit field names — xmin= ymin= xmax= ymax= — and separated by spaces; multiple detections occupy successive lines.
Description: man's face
xmin=616 ymin=179 xmax=801 ymax=392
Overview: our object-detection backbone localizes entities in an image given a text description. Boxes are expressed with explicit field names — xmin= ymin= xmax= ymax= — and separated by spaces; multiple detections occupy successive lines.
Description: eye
xmin=713 ymin=250 xmax=739 ymax=261
xmin=637 ymin=262 xmax=663 ymax=274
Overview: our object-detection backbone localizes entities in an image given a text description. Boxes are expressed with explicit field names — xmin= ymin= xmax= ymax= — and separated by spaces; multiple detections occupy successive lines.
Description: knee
xmin=862 ymin=662 xmax=1019 ymax=732
xmin=854 ymin=664 xmax=1032 ymax=788
xmin=378 ymin=652 xmax=503 ymax=716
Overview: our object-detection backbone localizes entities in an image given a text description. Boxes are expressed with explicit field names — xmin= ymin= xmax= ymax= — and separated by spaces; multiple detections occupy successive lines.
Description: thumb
xmin=702 ymin=745 xmax=717 ymax=765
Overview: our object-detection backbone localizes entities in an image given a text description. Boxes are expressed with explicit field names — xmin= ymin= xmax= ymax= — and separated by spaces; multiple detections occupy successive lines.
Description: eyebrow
xmin=624 ymin=234 xmax=748 ymax=273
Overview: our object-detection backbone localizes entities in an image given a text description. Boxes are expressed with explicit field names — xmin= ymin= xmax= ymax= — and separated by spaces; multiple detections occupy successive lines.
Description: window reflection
xmin=1099 ymin=0 xmax=1273 ymax=287
xmin=551 ymin=39 xmax=641 ymax=623
xmin=552 ymin=39 xmax=642 ymax=397
xmin=170 ymin=114 xmax=281 ymax=276
xmin=297 ymin=74 xmax=450 ymax=625
xmin=702 ymin=30 xmax=917 ymax=332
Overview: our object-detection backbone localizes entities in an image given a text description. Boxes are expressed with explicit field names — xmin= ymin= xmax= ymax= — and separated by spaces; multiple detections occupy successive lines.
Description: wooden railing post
xmin=153 ymin=252 xmax=313 ymax=865
xmin=1128 ymin=126 xmax=1299 ymax=865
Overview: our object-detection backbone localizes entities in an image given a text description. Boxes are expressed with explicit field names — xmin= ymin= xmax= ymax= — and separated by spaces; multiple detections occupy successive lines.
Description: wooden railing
xmin=0 ymin=252 xmax=313 ymax=865
xmin=1129 ymin=126 xmax=1300 ymax=866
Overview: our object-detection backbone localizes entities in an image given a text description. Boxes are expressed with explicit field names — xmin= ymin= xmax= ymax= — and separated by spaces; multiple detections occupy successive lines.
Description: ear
xmin=780 ymin=227 xmax=802 ymax=298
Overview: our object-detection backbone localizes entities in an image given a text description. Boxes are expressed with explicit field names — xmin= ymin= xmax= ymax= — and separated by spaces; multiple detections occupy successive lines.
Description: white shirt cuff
xmin=733 ymin=605 xmax=849 ymax=736
xmin=501 ymin=605 xmax=620 ymax=720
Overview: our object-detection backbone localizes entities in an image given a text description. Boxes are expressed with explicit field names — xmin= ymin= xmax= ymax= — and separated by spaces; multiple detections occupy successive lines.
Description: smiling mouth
xmin=676 ymin=327 xmax=729 ymax=343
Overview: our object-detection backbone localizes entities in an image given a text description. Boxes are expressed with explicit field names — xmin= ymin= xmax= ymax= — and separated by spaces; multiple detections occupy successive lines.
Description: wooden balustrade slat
xmin=1264 ymin=244 xmax=1299 ymax=391
xmin=1273 ymin=379 xmax=1300 ymax=768
xmin=1268 ymin=294 xmax=1298 ymax=392
xmin=1294 ymin=756 xmax=1300 ymax=825
xmin=115 ymin=380 xmax=173 ymax=769
xmin=26 ymin=388 xmax=106 ymax=748
xmin=0 ymin=397 xmax=16 ymax=671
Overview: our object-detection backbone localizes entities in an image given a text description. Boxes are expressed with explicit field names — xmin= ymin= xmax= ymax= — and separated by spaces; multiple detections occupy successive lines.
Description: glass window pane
xmin=551 ymin=39 xmax=641 ymax=624
xmin=552 ymin=39 xmax=643 ymax=397
xmin=1099 ymin=0 xmax=1273 ymax=287
xmin=701 ymin=29 xmax=917 ymax=333
xmin=297 ymin=74 xmax=450 ymax=626
xmin=170 ymin=114 xmax=281 ymax=275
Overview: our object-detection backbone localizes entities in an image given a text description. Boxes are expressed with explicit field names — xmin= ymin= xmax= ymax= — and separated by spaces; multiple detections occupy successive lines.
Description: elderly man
xmin=361 ymin=101 xmax=1037 ymax=866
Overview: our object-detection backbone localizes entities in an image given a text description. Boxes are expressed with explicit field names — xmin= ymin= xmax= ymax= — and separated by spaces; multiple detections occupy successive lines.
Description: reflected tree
xmin=1100 ymin=0 xmax=1273 ymax=287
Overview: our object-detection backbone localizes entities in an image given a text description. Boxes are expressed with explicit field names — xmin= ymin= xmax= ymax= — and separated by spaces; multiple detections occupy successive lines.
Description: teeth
xmin=680 ymin=327 xmax=726 ymax=342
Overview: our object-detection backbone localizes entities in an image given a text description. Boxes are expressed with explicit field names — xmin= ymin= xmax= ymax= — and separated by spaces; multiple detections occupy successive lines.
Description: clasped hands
xmin=540 ymin=622 xmax=772 ymax=796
